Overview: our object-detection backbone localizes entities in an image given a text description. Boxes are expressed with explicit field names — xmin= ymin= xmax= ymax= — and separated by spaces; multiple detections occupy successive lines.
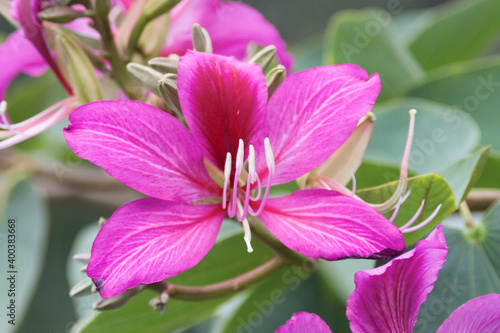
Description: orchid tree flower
xmin=63 ymin=50 xmax=406 ymax=298
xmin=277 ymin=226 xmax=500 ymax=332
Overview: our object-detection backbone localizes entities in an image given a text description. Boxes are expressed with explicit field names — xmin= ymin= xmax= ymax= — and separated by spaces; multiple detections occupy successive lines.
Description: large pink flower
xmin=64 ymin=51 xmax=405 ymax=298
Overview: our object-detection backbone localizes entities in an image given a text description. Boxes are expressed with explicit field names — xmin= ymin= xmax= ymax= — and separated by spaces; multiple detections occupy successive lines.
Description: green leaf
xmin=325 ymin=9 xmax=425 ymax=100
xmin=354 ymin=161 xmax=416 ymax=189
xmin=409 ymin=57 xmax=500 ymax=154
xmin=73 ymin=230 xmax=276 ymax=333
xmin=409 ymin=0 xmax=500 ymax=71
xmin=475 ymin=155 xmax=500 ymax=188
xmin=415 ymin=201 xmax=500 ymax=332
xmin=365 ymin=98 xmax=481 ymax=174
xmin=0 ymin=180 xmax=48 ymax=333
xmin=439 ymin=146 xmax=490 ymax=206
xmin=357 ymin=173 xmax=456 ymax=246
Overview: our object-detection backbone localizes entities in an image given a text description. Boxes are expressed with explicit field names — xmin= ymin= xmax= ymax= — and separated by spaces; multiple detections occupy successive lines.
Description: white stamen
xmin=248 ymin=145 xmax=257 ymax=184
xmin=0 ymin=101 xmax=7 ymax=115
xmin=399 ymin=200 xmax=426 ymax=231
xmin=236 ymin=139 xmax=244 ymax=176
xmin=402 ymin=204 xmax=442 ymax=234
xmin=242 ymin=218 xmax=253 ymax=253
xmin=264 ymin=137 xmax=275 ymax=174
xmin=390 ymin=190 xmax=412 ymax=223
xmin=350 ymin=172 xmax=356 ymax=197
xmin=222 ymin=152 xmax=232 ymax=209
xmin=0 ymin=101 xmax=21 ymax=135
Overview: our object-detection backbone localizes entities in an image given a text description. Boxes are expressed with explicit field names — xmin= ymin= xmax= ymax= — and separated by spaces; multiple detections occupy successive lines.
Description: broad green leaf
xmin=415 ymin=201 xmax=500 ymax=332
xmin=0 ymin=180 xmax=48 ymax=333
xmin=357 ymin=173 xmax=456 ymax=246
xmin=409 ymin=0 xmax=500 ymax=70
xmin=409 ymin=57 xmax=500 ymax=154
xmin=366 ymin=98 xmax=481 ymax=174
xmin=289 ymin=33 xmax=324 ymax=72
xmin=74 ymin=229 xmax=277 ymax=333
xmin=475 ymin=155 xmax=500 ymax=188
xmin=325 ymin=9 xmax=425 ymax=100
xmin=440 ymin=146 xmax=490 ymax=206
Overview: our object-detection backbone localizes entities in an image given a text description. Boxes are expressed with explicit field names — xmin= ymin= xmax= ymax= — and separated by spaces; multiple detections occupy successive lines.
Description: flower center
xmin=222 ymin=138 xmax=275 ymax=252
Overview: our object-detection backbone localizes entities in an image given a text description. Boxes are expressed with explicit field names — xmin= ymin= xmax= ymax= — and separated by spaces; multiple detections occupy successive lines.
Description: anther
xmin=222 ymin=152 xmax=232 ymax=209
xmin=248 ymin=145 xmax=257 ymax=184
xmin=0 ymin=101 xmax=21 ymax=135
xmin=242 ymin=218 xmax=254 ymax=253
xmin=264 ymin=137 xmax=275 ymax=174
xmin=236 ymin=139 xmax=244 ymax=176
xmin=350 ymin=172 xmax=356 ymax=197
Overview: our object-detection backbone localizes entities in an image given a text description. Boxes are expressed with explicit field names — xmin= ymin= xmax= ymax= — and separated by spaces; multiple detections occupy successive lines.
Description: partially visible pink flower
xmin=276 ymin=312 xmax=332 ymax=333
xmin=64 ymin=51 xmax=404 ymax=298
xmin=164 ymin=0 xmax=293 ymax=70
xmin=278 ymin=227 xmax=500 ymax=333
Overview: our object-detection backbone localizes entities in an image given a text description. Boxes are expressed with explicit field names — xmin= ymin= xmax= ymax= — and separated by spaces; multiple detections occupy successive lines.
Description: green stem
xmin=149 ymin=256 xmax=287 ymax=301
xmin=459 ymin=201 xmax=475 ymax=230
xmin=91 ymin=4 xmax=141 ymax=99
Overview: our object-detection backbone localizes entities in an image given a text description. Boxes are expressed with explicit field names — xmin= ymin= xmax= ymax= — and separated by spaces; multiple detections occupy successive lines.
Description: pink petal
xmin=0 ymin=32 xmax=48 ymax=99
xmin=437 ymin=294 xmax=500 ymax=333
xmin=276 ymin=312 xmax=332 ymax=333
xmin=177 ymin=51 xmax=268 ymax=169
xmin=12 ymin=0 xmax=72 ymax=95
xmin=346 ymin=226 xmax=447 ymax=333
xmin=63 ymin=100 xmax=219 ymax=203
xmin=87 ymin=197 xmax=225 ymax=298
xmin=164 ymin=0 xmax=293 ymax=70
xmin=257 ymin=65 xmax=380 ymax=186
xmin=256 ymin=189 xmax=405 ymax=260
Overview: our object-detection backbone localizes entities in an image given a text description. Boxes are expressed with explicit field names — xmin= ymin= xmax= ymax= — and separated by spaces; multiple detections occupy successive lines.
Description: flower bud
xmin=148 ymin=55 xmax=179 ymax=74
xmin=54 ymin=28 xmax=102 ymax=103
xmin=158 ymin=74 xmax=181 ymax=114
xmin=38 ymin=6 xmax=88 ymax=24
xmin=192 ymin=24 xmax=213 ymax=53
xmin=265 ymin=65 xmax=286 ymax=98
xmin=249 ymin=45 xmax=277 ymax=72
xmin=126 ymin=63 xmax=163 ymax=95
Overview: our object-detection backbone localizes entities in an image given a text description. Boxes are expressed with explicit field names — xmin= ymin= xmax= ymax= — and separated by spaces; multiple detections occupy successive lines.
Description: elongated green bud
xmin=158 ymin=74 xmax=181 ymax=114
xmin=265 ymin=65 xmax=286 ymax=98
xmin=192 ymin=24 xmax=213 ymax=53
xmin=149 ymin=55 xmax=179 ymax=74
xmin=127 ymin=63 xmax=163 ymax=95
xmin=249 ymin=45 xmax=277 ymax=72
xmin=54 ymin=28 xmax=102 ymax=103
xmin=38 ymin=6 xmax=88 ymax=24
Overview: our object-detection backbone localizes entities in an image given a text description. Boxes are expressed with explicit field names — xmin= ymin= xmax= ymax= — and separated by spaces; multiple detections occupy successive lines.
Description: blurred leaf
xmin=325 ymin=9 xmax=425 ymax=100
xmin=415 ymin=201 xmax=500 ymax=332
xmin=0 ymin=180 xmax=48 ymax=333
xmin=475 ymin=155 xmax=500 ymax=188
xmin=357 ymin=173 xmax=456 ymax=246
xmin=366 ymin=98 xmax=481 ymax=174
xmin=289 ymin=33 xmax=324 ymax=72
xmin=440 ymin=146 xmax=490 ymax=205
xmin=73 ymin=229 xmax=277 ymax=333
xmin=409 ymin=57 xmax=500 ymax=154
xmin=409 ymin=0 xmax=500 ymax=71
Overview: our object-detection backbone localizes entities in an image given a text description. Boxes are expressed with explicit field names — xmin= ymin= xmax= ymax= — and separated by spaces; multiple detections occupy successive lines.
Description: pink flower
xmin=63 ymin=51 xmax=405 ymax=298
xmin=278 ymin=226 xmax=500 ymax=333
